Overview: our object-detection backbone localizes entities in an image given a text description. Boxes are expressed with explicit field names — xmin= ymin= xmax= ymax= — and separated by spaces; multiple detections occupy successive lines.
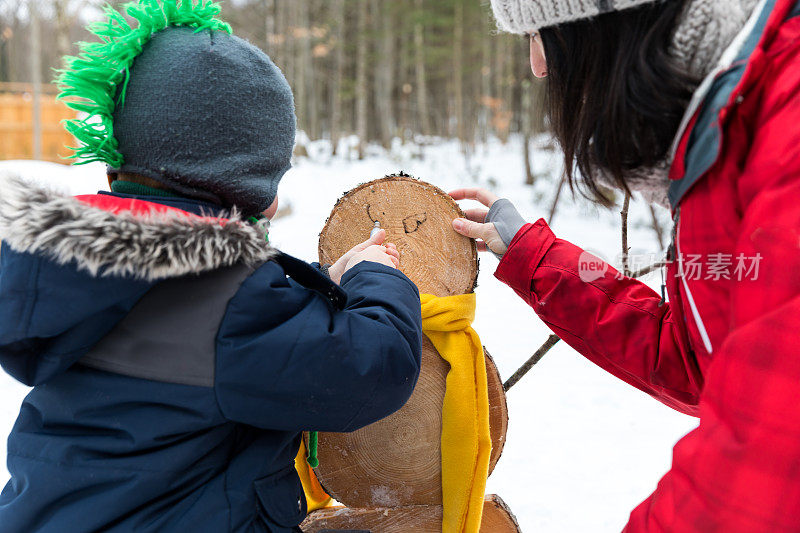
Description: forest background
xmin=0 ymin=0 xmax=548 ymax=172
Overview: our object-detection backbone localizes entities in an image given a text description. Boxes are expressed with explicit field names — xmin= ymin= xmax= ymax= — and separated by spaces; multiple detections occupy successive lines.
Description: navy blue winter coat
xmin=0 ymin=178 xmax=422 ymax=532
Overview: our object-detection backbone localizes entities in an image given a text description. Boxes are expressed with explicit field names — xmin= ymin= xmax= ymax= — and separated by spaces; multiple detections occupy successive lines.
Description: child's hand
xmin=344 ymin=245 xmax=400 ymax=274
xmin=328 ymin=229 xmax=400 ymax=284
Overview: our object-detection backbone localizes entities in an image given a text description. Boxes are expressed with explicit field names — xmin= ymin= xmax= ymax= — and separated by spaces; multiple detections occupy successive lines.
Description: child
xmin=0 ymin=2 xmax=422 ymax=531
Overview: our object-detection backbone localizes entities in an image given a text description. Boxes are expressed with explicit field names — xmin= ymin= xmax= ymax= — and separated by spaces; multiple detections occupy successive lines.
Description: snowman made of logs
xmin=301 ymin=174 xmax=521 ymax=533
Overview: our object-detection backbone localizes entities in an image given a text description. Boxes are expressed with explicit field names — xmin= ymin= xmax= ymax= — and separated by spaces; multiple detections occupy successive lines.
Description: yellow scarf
xmin=295 ymin=293 xmax=491 ymax=532
xmin=421 ymin=292 xmax=491 ymax=533
xmin=295 ymin=440 xmax=332 ymax=512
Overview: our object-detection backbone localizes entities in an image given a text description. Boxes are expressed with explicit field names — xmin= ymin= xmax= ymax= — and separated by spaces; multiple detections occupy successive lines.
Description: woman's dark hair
xmin=539 ymin=1 xmax=696 ymax=206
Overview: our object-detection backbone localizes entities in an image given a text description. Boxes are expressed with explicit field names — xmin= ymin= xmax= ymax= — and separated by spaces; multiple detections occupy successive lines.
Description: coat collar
xmin=0 ymin=174 xmax=275 ymax=281
xmin=668 ymin=0 xmax=800 ymax=210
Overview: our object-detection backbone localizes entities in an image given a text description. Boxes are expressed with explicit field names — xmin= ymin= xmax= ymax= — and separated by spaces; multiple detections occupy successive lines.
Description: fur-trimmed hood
xmin=0 ymin=174 xmax=278 ymax=386
xmin=0 ymin=174 xmax=275 ymax=281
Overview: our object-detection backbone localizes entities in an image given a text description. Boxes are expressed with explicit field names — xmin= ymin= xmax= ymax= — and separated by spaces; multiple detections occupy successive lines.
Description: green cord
xmin=307 ymin=431 xmax=319 ymax=468
xmin=248 ymin=216 xmax=270 ymax=243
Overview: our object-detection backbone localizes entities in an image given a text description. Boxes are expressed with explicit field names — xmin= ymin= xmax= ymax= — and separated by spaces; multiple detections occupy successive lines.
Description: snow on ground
xmin=0 ymin=137 xmax=697 ymax=532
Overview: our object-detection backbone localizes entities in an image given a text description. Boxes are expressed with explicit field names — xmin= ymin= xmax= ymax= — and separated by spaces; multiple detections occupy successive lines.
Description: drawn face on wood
xmin=319 ymin=176 xmax=478 ymax=296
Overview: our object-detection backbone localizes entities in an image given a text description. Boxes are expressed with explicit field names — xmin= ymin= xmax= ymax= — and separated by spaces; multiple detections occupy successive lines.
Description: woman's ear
xmin=530 ymin=33 xmax=548 ymax=78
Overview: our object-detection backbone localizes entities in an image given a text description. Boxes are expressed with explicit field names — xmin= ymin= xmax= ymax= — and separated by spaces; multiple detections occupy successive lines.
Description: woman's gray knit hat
xmin=490 ymin=0 xmax=661 ymax=33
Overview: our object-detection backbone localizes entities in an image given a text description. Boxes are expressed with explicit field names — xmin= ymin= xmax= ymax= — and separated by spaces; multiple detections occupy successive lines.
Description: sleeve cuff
xmin=486 ymin=198 xmax=527 ymax=247
xmin=494 ymin=219 xmax=557 ymax=302
xmin=339 ymin=261 xmax=418 ymax=292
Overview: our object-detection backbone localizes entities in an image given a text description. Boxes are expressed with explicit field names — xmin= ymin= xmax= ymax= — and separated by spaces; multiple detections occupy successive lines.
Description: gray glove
xmin=485 ymin=199 xmax=526 ymax=259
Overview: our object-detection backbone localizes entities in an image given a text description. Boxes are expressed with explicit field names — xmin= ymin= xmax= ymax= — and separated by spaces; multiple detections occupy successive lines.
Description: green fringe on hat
xmin=56 ymin=0 xmax=232 ymax=167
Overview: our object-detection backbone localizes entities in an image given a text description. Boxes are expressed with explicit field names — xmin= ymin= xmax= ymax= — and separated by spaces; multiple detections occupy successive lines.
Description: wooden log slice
xmin=300 ymin=494 xmax=522 ymax=533
xmin=485 ymin=349 xmax=508 ymax=473
xmin=318 ymin=175 xmax=478 ymax=297
xmin=311 ymin=339 xmax=508 ymax=508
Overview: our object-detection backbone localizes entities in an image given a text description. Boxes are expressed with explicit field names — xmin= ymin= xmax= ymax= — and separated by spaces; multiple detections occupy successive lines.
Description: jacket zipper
xmin=672 ymin=207 xmax=714 ymax=354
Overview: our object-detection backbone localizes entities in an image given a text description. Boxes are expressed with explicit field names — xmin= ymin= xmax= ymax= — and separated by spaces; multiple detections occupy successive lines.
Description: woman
xmin=452 ymin=0 xmax=800 ymax=530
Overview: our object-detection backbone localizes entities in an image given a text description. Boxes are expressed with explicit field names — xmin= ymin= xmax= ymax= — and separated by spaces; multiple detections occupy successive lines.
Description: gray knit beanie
xmin=490 ymin=0 xmax=660 ymax=33
xmin=58 ymin=1 xmax=295 ymax=217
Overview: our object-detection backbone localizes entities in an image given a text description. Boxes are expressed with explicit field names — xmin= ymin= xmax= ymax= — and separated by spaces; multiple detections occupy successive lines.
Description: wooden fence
xmin=0 ymin=82 xmax=77 ymax=163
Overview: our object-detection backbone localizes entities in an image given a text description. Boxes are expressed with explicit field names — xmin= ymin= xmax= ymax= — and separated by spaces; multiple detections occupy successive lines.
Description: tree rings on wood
xmin=311 ymin=339 xmax=509 ymax=508
xmin=318 ymin=175 xmax=478 ymax=296
xmin=300 ymin=494 xmax=522 ymax=533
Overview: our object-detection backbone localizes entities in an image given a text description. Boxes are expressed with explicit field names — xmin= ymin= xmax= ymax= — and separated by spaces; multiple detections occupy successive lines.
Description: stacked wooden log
xmin=302 ymin=175 xmax=521 ymax=532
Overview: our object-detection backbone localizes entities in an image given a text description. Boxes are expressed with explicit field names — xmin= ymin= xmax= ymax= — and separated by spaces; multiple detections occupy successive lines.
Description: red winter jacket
xmin=495 ymin=0 xmax=800 ymax=530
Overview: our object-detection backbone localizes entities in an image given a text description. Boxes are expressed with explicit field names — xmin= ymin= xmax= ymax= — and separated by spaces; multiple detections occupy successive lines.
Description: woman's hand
xmin=450 ymin=188 xmax=506 ymax=255
xmin=449 ymin=188 xmax=526 ymax=258
xmin=329 ymin=229 xmax=400 ymax=284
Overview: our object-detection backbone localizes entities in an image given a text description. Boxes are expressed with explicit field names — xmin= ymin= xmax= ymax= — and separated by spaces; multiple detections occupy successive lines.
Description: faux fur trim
xmin=0 ymin=174 xmax=276 ymax=281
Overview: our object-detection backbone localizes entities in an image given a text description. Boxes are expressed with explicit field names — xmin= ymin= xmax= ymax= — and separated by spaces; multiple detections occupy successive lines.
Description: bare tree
xmin=264 ymin=0 xmax=275 ymax=59
xmin=48 ymin=0 xmax=104 ymax=62
xmin=648 ymin=204 xmax=667 ymax=250
xmin=478 ymin=28 xmax=492 ymax=144
xmin=299 ymin=1 xmax=318 ymax=140
xmin=621 ymin=191 xmax=632 ymax=276
xmin=375 ymin=0 xmax=395 ymax=148
xmin=329 ymin=0 xmax=345 ymax=155
xmin=1 ymin=0 xmax=551 ymax=149
xmin=521 ymin=80 xmax=534 ymax=185
xmin=51 ymin=0 xmax=73 ymax=62
xmin=453 ymin=0 xmax=465 ymax=144
xmin=398 ymin=25 xmax=412 ymax=142
xmin=413 ymin=0 xmax=431 ymax=136
xmin=548 ymin=175 xmax=566 ymax=223
xmin=30 ymin=0 xmax=42 ymax=160
xmin=355 ymin=0 xmax=368 ymax=158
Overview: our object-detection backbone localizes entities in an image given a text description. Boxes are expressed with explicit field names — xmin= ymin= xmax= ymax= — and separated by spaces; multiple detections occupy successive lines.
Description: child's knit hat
xmin=490 ymin=0 xmax=660 ymax=34
xmin=58 ymin=1 xmax=296 ymax=216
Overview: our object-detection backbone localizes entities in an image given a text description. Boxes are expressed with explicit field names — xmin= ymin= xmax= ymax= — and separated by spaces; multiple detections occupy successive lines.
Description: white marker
xmin=370 ymin=221 xmax=382 ymax=238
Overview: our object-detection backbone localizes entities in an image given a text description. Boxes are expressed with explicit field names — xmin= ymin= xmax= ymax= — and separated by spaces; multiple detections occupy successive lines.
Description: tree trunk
xmin=398 ymin=12 xmax=411 ymax=142
xmin=494 ymin=35 xmax=511 ymax=143
xmin=330 ymin=0 xmax=345 ymax=155
xmin=264 ymin=0 xmax=275 ymax=60
xmin=521 ymin=79 xmax=534 ymax=185
xmin=355 ymin=0 xmax=368 ymax=159
xmin=413 ymin=0 xmax=431 ymax=137
xmin=273 ymin=0 xmax=286 ymax=68
xmin=293 ymin=2 xmax=308 ymax=138
xmin=548 ymin=175 xmax=566 ymax=223
xmin=453 ymin=0 xmax=465 ymax=145
xmin=478 ymin=28 xmax=492 ymax=144
xmin=376 ymin=0 xmax=395 ymax=148
xmin=52 ymin=0 xmax=72 ymax=65
xmin=30 ymin=1 xmax=42 ymax=161
xmin=300 ymin=1 xmax=318 ymax=140
xmin=523 ymin=135 xmax=534 ymax=185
